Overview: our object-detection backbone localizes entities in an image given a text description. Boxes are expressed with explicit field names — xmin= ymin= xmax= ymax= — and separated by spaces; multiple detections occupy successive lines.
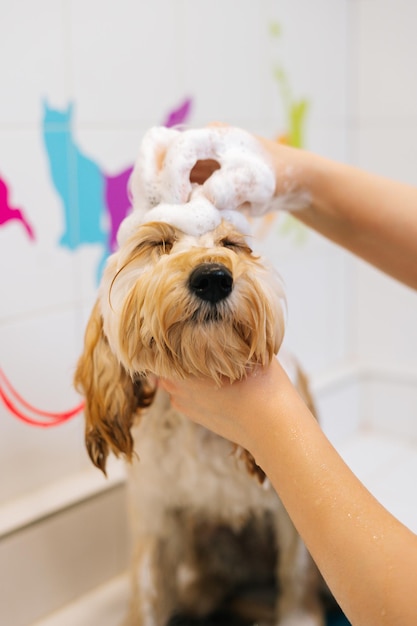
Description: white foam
xmin=117 ymin=188 xmax=251 ymax=245
xmin=119 ymin=125 xmax=277 ymax=242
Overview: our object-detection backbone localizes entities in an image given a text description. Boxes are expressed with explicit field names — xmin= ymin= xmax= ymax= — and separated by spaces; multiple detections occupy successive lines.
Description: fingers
xmin=189 ymin=159 xmax=221 ymax=185
xmin=161 ymin=127 xmax=226 ymax=203
xmin=128 ymin=124 xmax=277 ymax=222
xmin=129 ymin=126 xmax=181 ymax=210
xmin=158 ymin=378 xmax=173 ymax=393
xmin=202 ymin=155 xmax=275 ymax=213
xmin=164 ymin=125 xmax=276 ymax=212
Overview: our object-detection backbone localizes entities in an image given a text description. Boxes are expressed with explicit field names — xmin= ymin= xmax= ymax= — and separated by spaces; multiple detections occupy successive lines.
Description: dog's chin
xmin=113 ymin=283 xmax=284 ymax=383
xmin=119 ymin=310 xmax=281 ymax=384
xmin=192 ymin=303 xmax=226 ymax=325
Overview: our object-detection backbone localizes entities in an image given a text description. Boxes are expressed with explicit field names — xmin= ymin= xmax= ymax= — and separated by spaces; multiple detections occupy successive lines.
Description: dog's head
xmin=75 ymin=219 xmax=285 ymax=473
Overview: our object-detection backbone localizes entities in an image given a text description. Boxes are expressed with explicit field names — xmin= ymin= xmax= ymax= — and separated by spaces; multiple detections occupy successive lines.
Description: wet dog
xmin=75 ymin=218 xmax=324 ymax=626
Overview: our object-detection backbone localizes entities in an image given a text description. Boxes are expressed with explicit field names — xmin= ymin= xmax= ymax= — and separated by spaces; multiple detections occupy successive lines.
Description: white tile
xmin=178 ymin=0 xmax=271 ymax=127
xmin=70 ymin=0 xmax=182 ymax=125
xmin=352 ymin=0 xmax=417 ymax=122
xmin=0 ymin=130 xmax=79 ymax=319
xmin=338 ymin=433 xmax=417 ymax=532
xmin=0 ymin=309 xmax=89 ymax=503
xmin=307 ymin=124 xmax=349 ymax=161
xmin=350 ymin=125 xmax=417 ymax=184
xmin=266 ymin=0 xmax=349 ymax=126
xmin=316 ymin=376 xmax=363 ymax=446
xmin=32 ymin=574 xmax=130 ymax=626
xmin=0 ymin=489 xmax=129 ymax=626
xmin=0 ymin=0 xmax=68 ymax=125
xmin=75 ymin=127 xmax=148 ymax=174
xmin=0 ymin=409 xmax=88 ymax=504
xmin=0 ymin=310 xmax=82 ymax=406
xmin=366 ymin=378 xmax=417 ymax=441
xmin=259 ymin=234 xmax=349 ymax=374
xmin=338 ymin=431 xmax=407 ymax=484
xmin=0 ymin=456 xmax=125 ymax=538
xmin=157 ymin=0 xmax=351 ymax=133
xmin=364 ymin=448 xmax=417 ymax=533
xmin=350 ymin=257 xmax=417 ymax=367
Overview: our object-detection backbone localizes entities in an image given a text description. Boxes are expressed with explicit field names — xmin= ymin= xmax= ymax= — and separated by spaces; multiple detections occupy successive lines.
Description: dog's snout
xmin=189 ymin=263 xmax=233 ymax=304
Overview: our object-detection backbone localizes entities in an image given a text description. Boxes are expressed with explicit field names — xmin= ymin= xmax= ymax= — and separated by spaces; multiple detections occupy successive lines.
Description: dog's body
xmin=75 ymin=219 xmax=324 ymax=625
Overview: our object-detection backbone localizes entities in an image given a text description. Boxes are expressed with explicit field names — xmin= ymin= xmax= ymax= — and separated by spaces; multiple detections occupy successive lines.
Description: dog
xmin=74 ymin=217 xmax=325 ymax=626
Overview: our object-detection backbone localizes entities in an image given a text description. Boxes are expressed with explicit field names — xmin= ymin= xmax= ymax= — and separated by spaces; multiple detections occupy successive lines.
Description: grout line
xmin=0 ymin=457 xmax=126 ymax=540
xmin=0 ymin=298 xmax=93 ymax=326
xmin=0 ymin=481 xmax=125 ymax=543
xmin=311 ymin=359 xmax=417 ymax=394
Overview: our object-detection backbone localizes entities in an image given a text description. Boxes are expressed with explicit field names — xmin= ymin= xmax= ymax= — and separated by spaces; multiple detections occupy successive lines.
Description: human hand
xmin=129 ymin=124 xmax=312 ymax=219
xmin=159 ymin=358 xmax=287 ymax=454
xmin=129 ymin=124 xmax=278 ymax=216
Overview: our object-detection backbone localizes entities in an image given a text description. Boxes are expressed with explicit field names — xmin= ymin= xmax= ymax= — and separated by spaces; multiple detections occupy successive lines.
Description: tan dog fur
xmin=75 ymin=220 xmax=324 ymax=626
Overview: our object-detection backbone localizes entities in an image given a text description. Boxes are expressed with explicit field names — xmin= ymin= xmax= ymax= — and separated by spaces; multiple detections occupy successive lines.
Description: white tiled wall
xmin=348 ymin=0 xmax=417 ymax=437
xmin=0 ymin=0 xmax=350 ymax=507
xmin=0 ymin=0 xmax=415 ymax=526
xmin=0 ymin=484 xmax=129 ymax=626
xmin=1 ymin=2 xmax=417 ymax=624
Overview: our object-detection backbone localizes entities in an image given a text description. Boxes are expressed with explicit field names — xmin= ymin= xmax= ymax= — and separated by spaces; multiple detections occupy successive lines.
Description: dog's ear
xmin=74 ymin=301 xmax=155 ymax=474
xmin=240 ymin=449 xmax=266 ymax=484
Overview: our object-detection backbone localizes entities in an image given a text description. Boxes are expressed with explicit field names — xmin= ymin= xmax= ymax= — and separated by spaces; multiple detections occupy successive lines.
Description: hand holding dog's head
xmin=75 ymin=220 xmax=285 ymax=471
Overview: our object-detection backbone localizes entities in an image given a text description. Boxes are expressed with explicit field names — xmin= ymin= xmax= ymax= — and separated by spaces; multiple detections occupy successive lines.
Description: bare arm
xmin=256 ymin=139 xmax=417 ymax=289
xmin=161 ymin=361 xmax=417 ymax=626
xmin=159 ymin=125 xmax=417 ymax=621
xmin=188 ymin=130 xmax=417 ymax=289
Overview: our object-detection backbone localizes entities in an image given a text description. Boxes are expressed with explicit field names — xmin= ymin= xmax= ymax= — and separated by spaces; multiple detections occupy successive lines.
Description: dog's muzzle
xmin=189 ymin=263 xmax=233 ymax=304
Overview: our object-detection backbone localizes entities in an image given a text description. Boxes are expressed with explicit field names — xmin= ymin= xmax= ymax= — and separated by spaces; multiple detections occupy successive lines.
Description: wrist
xmin=236 ymin=361 xmax=293 ymax=461
xmin=258 ymin=139 xmax=320 ymax=214
xmin=272 ymin=146 xmax=349 ymax=231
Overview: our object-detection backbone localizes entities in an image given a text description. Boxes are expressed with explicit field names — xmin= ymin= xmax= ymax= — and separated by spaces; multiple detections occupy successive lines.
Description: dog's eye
xmin=152 ymin=239 xmax=174 ymax=254
xmin=221 ymin=238 xmax=252 ymax=254
xmin=134 ymin=238 xmax=174 ymax=257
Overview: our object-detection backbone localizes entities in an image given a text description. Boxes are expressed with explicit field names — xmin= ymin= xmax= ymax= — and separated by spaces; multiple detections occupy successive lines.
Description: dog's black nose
xmin=189 ymin=263 xmax=233 ymax=303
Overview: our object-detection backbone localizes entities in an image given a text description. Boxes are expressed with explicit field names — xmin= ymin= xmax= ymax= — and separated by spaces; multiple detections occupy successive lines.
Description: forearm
xmin=162 ymin=362 xmax=417 ymax=623
xmin=264 ymin=141 xmax=417 ymax=289
xmin=247 ymin=364 xmax=417 ymax=625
